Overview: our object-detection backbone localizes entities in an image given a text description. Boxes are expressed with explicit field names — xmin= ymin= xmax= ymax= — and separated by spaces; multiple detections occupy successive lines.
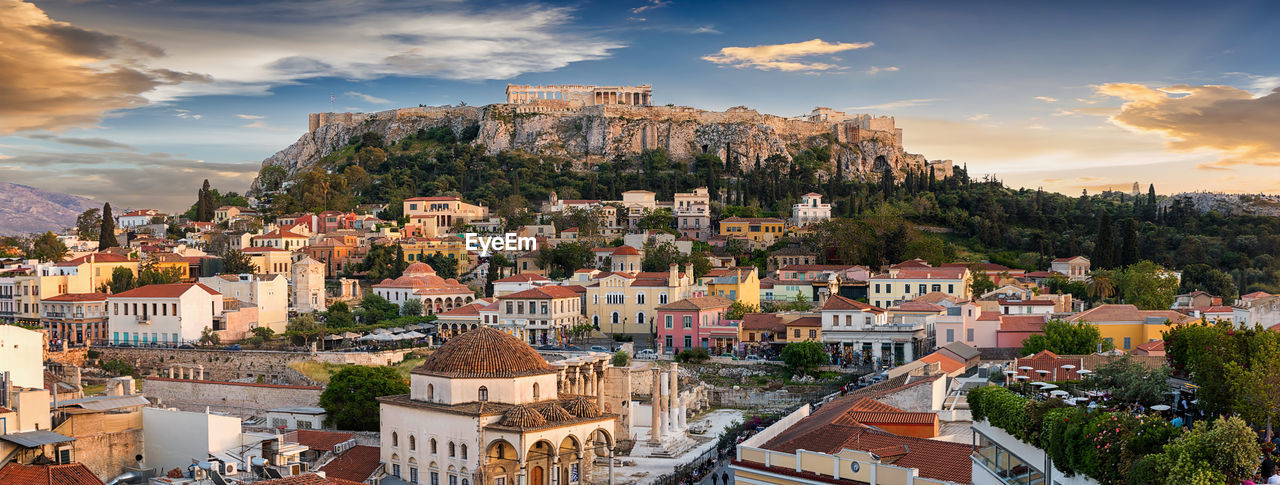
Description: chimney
xmin=668 ymin=263 xmax=679 ymax=287
xmin=683 ymin=263 xmax=694 ymax=280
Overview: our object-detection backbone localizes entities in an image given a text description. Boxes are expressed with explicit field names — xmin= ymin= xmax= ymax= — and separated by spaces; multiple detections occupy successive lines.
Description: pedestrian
xmin=722 ymin=471 xmax=730 ymax=484
xmin=712 ymin=474 xmax=719 ymax=485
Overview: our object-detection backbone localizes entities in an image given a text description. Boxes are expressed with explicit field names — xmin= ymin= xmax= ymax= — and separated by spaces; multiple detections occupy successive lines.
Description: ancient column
xmin=649 ymin=370 xmax=663 ymax=444
xmin=668 ymin=363 xmax=680 ymax=433
xmin=197 ymin=365 xmax=205 ymax=380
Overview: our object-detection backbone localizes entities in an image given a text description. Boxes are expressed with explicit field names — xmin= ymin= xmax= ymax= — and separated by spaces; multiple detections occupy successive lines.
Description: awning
xmin=0 ymin=430 xmax=75 ymax=448
xmin=55 ymin=394 xmax=149 ymax=411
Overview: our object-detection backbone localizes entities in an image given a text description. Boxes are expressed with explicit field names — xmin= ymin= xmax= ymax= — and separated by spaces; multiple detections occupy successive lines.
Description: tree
xmin=969 ymin=265 xmax=996 ymax=296
xmin=420 ymin=252 xmax=460 ymax=280
xmin=105 ymin=266 xmax=136 ymax=293
xmin=101 ymin=359 xmax=137 ymax=377
xmin=220 ymin=249 xmax=258 ymax=275
xmin=1086 ymin=270 xmax=1117 ymax=302
xmin=1132 ymin=416 xmax=1260 ymax=484
xmin=1120 ymin=218 xmax=1139 ymax=266
xmin=1088 ymin=356 xmax=1172 ymax=406
xmin=1020 ymin=319 xmax=1112 ymax=356
xmin=196 ymin=179 xmax=216 ymax=222
xmin=251 ymin=326 xmax=276 ymax=340
xmin=360 ymin=243 xmax=406 ymax=281
xmin=400 ymin=298 xmax=424 ymax=316
xmin=99 ymin=202 xmax=119 ymax=249
xmin=1092 ymin=211 xmax=1113 ymax=269
xmin=198 ymin=326 xmax=221 ymax=347
xmin=637 ymin=208 xmax=674 ymax=232
xmin=75 ymin=208 xmax=101 ymax=241
xmin=137 ymin=260 xmax=183 ymax=286
xmin=29 ymin=231 xmax=67 ymax=262
xmin=358 ymin=293 xmax=399 ymax=325
xmin=725 ymin=301 xmax=759 ymax=320
xmin=319 ymin=365 xmax=409 ymax=431
xmin=325 ymin=301 xmax=356 ymax=328
xmin=1223 ymin=328 xmax=1280 ymax=435
xmin=1180 ymin=263 xmax=1237 ymax=301
xmin=1114 ymin=261 xmax=1180 ymax=310
xmin=780 ymin=341 xmax=829 ymax=375
xmin=534 ymin=241 xmax=593 ymax=280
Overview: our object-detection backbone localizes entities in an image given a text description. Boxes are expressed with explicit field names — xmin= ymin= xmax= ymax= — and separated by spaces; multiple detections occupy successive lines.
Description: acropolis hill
xmin=257 ymin=83 xmax=951 ymax=186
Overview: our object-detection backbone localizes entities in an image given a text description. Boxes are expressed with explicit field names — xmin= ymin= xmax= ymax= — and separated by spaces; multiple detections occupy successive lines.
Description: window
xmin=478 ymin=386 xmax=488 ymax=401
xmin=461 ymin=444 xmax=467 ymax=460
xmin=682 ymin=316 xmax=692 ymax=328
xmin=884 ymin=284 xmax=892 ymax=293
xmin=946 ymin=329 xmax=954 ymax=342
xmin=431 ymin=439 xmax=438 ymax=453
xmin=664 ymin=335 xmax=673 ymax=349
xmin=947 ymin=284 xmax=955 ymax=294
xmin=967 ymin=328 xmax=975 ymax=342
xmin=793 ymin=329 xmax=800 ymax=338
xmin=1124 ymin=337 xmax=1131 ymax=349
xmin=428 ymin=384 xmax=434 ymax=400
xmin=683 ymin=335 xmax=692 ymax=348
xmin=533 ymin=383 xmax=540 ymax=400
xmin=449 ymin=442 xmax=456 ymax=457
xmin=659 ymin=293 xmax=668 ymax=304
xmin=665 ymin=315 xmax=673 ymax=328
xmin=410 ymin=435 xmax=417 ymax=451
xmin=392 ymin=432 xmax=399 ymax=447
xmin=932 ymin=284 xmax=942 ymax=292
xmin=410 ymin=467 xmax=419 ymax=484
xmin=393 ymin=464 xmax=401 ymax=477
xmin=637 ymin=293 xmax=645 ymax=304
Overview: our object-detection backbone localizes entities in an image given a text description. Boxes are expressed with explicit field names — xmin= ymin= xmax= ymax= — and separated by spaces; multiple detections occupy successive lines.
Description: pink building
xmin=655 ymin=295 xmax=735 ymax=354
xmin=994 ymin=314 xmax=1050 ymax=348
xmin=934 ymin=302 xmax=1002 ymax=349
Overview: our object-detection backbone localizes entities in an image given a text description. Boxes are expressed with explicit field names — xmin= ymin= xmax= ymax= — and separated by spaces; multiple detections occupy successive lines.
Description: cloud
xmin=235 ymin=114 xmax=264 ymax=120
xmin=847 ymin=98 xmax=936 ymax=111
xmin=1225 ymin=72 xmax=1280 ymax=96
xmin=0 ymin=147 xmax=259 ymax=210
xmin=630 ymin=0 xmax=670 ymax=15
xmin=1 ymin=1 xmax=623 ymax=126
xmin=690 ymin=25 xmax=721 ymax=34
xmin=1096 ymin=82 xmax=1280 ymax=169
xmin=1051 ymin=108 xmax=1077 ymax=117
xmin=866 ymin=66 xmax=899 ymax=75
xmin=173 ymin=109 xmax=202 ymax=120
xmin=1034 ymin=96 xmax=1058 ymax=103
xmin=968 ymin=113 xmax=990 ymax=121
xmin=24 ymin=134 xmax=137 ymax=151
xmin=345 ymin=91 xmax=391 ymax=104
xmin=0 ymin=0 xmax=209 ymax=135
xmin=702 ymin=38 xmax=873 ymax=72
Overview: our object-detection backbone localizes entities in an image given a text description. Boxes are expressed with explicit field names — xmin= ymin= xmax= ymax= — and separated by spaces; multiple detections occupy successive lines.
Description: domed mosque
xmin=372 ymin=261 xmax=475 ymax=314
xmin=378 ymin=327 xmax=618 ymax=485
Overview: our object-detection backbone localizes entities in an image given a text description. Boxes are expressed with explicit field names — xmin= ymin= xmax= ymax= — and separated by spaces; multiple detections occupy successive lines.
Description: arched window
xmin=611 ymin=312 xmax=620 ymax=324
xmin=431 ymin=438 xmax=438 ymax=453
xmin=478 ymin=386 xmax=488 ymax=402
xmin=637 ymin=292 xmax=645 ymax=304
xmin=461 ymin=444 xmax=468 ymax=460
xmin=449 ymin=442 xmax=456 ymax=457
xmin=533 ymin=383 xmax=540 ymax=400
xmin=637 ymin=312 xmax=646 ymax=326
xmin=392 ymin=432 xmax=399 ymax=447
xmin=592 ymin=315 xmax=599 ymax=328
xmin=428 ymin=383 xmax=434 ymax=401
xmin=409 ymin=435 xmax=416 ymax=451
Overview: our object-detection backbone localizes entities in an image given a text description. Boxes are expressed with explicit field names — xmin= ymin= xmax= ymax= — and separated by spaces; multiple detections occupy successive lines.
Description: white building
xmin=198 ymin=273 xmax=289 ymax=332
xmin=378 ymin=327 xmax=617 ymax=485
xmin=790 ymin=192 xmax=832 ymax=226
xmin=372 ymin=262 xmax=475 ymax=314
xmin=107 ymin=283 xmax=223 ymax=345
xmin=0 ymin=325 xmax=44 ymax=389
xmin=497 ymin=286 xmax=584 ymax=346
xmin=117 ymin=209 xmax=161 ymax=228
xmin=266 ymin=407 xmax=327 ymax=430
xmin=820 ymin=295 xmax=929 ymax=366
xmin=1049 ymin=256 xmax=1091 ymax=282
xmin=491 ymin=273 xmax=551 ymax=298
xmin=142 ymin=407 xmax=309 ymax=476
xmin=292 ymin=256 xmax=328 ymax=313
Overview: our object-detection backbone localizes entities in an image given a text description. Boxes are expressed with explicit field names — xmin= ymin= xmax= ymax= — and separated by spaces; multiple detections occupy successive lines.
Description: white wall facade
xmin=0 ymin=325 xmax=44 ymax=389
xmin=108 ymin=288 xmax=223 ymax=345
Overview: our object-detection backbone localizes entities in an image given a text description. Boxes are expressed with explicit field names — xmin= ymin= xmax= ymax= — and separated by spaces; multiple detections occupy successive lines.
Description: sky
xmin=1 ymin=0 xmax=1279 ymax=212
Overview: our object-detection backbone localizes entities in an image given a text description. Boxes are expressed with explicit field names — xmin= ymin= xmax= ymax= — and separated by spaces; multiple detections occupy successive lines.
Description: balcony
xmin=135 ymin=315 xmax=151 ymax=325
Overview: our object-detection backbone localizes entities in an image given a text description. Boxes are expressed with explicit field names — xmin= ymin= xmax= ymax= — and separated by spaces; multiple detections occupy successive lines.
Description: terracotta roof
xmin=1134 ymin=340 xmax=1165 ymax=352
xmin=563 ymin=396 xmax=602 ymax=418
xmin=1243 ymin=291 xmax=1273 ymax=300
xmin=915 ymin=291 xmax=958 ymax=304
xmin=656 ymin=296 xmax=734 ymax=311
xmin=110 ymin=283 xmax=219 ymax=299
xmin=891 ymin=301 xmax=945 ymax=313
xmin=242 ymin=246 xmax=289 ymax=252
xmin=405 ymin=196 xmax=462 ymax=201
xmin=917 ymin=352 xmax=965 ymax=374
xmin=999 ymin=299 xmax=1055 ymax=306
xmin=0 ymin=462 xmax=106 ymax=485
xmin=412 ymin=327 xmax=556 ymax=378
xmin=889 ymin=258 xmax=931 ymax=268
xmin=537 ymin=403 xmax=574 ymax=422
xmin=500 ymin=285 xmax=581 ymax=299
xmin=998 ymin=315 xmax=1049 ymax=332
xmin=611 ymin=245 xmax=640 ymax=256
xmin=252 ymin=228 xmax=307 ymax=240
xmin=786 ymin=316 xmax=822 ymax=328
xmin=501 ymin=404 xmax=548 ymax=428
xmin=292 ymin=430 xmax=355 ymax=452
xmin=316 ymin=445 xmax=382 ymax=483
xmin=1068 ymin=304 xmax=1194 ymax=324
xmin=720 ymin=217 xmax=785 ymax=223
xmin=822 ymin=295 xmax=884 ymax=313
xmin=940 ymin=262 xmax=1021 ymax=273
xmin=877 ymin=267 xmax=967 ymax=280
xmin=42 ymin=292 xmax=109 ymax=302
xmin=779 ymin=264 xmax=855 ymax=271
xmin=740 ymin=313 xmax=785 ymax=331
xmin=1051 ymin=256 xmax=1088 ymax=263
xmin=494 ymin=273 xmax=550 ymax=283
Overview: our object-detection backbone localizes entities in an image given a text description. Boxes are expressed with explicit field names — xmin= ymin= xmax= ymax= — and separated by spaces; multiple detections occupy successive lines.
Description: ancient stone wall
xmin=95 ymin=347 xmax=416 ymax=385
xmin=144 ymin=377 xmax=323 ymax=417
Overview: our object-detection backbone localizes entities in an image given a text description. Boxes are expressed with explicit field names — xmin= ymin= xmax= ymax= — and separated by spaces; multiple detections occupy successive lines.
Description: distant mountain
xmin=0 ymin=182 xmax=101 ymax=236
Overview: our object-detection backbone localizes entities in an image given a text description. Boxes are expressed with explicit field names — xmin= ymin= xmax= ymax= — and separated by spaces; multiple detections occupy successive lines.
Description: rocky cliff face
xmin=0 ymin=182 xmax=100 ymax=236
xmin=253 ymin=103 xmax=944 ymax=191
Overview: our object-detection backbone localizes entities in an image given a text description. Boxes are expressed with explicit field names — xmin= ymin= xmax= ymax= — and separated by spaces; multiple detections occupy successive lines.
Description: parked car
xmin=223 ymin=344 xmax=243 ymax=351
xmin=536 ymin=345 xmax=560 ymax=351
xmin=177 ymin=344 xmax=195 ymax=350
xmin=635 ymin=349 xmax=657 ymax=360
xmin=589 ymin=345 xmax=610 ymax=352
xmin=744 ymin=354 xmax=764 ymax=361
xmin=563 ymin=345 xmax=583 ymax=351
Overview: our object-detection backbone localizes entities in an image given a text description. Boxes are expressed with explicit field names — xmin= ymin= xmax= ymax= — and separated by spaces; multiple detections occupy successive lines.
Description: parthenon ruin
xmin=505 ymin=83 xmax=653 ymax=107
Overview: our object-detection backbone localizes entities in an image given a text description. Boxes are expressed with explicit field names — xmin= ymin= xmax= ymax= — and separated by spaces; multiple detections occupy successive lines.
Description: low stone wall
xmin=95 ymin=347 xmax=416 ymax=385
xmin=144 ymin=377 xmax=323 ymax=418
xmin=46 ymin=347 xmax=90 ymax=367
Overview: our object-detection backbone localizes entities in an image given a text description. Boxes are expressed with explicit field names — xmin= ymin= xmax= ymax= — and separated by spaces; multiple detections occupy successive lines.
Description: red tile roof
xmin=1068 ymin=304 xmax=1195 ymax=324
xmin=779 ymin=264 xmax=858 ymax=271
xmin=57 ymin=252 xmax=137 ymax=266
xmin=656 ymin=296 xmax=734 ymax=311
xmin=493 ymin=273 xmax=550 ymax=283
xmin=720 ymin=217 xmax=785 ymax=223
xmin=43 ymin=292 xmax=110 ymax=302
xmin=822 ymin=295 xmax=885 ymax=313
xmin=405 ymin=196 xmax=461 ymax=201
xmin=740 ymin=313 xmax=785 ymax=331
xmin=611 ymin=245 xmax=640 ymax=256
xmin=292 ymin=430 xmax=355 ymax=452
xmin=256 ymin=473 xmax=365 ymax=485
xmin=111 ymin=283 xmax=220 ymax=299
xmin=1134 ymin=340 xmax=1165 ymax=352
xmin=786 ymin=316 xmax=822 ymax=328
xmin=878 ymin=267 xmax=968 ymax=280
xmin=1243 ymin=291 xmax=1273 ymax=299
xmin=0 ymin=462 xmax=106 ymax=485
xmin=998 ymin=315 xmax=1049 ymax=332
xmin=892 ymin=301 xmax=945 ymax=313
xmin=412 ymin=327 xmax=556 ymax=378
xmin=917 ymin=352 xmax=965 ymax=374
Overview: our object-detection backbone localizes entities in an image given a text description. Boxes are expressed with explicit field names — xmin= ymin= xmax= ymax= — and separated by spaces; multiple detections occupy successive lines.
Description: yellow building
xmin=784 ymin=315 xmax=823 ymax=343
xmin=403 ymin=196 xmax=489 ymax=237
xmin=241 ymin=247 xmax=294 ymax=275
xmin=868 ymin=266 xmax=971 ymax=309
xmin=11 ymin=261 xmax=95 ymax=325
xmin=718 ymin=217 xmax=786 ymax=244
xmin=400 ymin=235 xmax=472 ymax=276
xmin=1067 ymin=304 xmax=1195 ymax=351
xmin=703 ymin=267 xmax=760 ymax=307
xmin=55 ymin=252 xmax=140 ymax=290
xmin=583 ymin=264 xmax=702 ymax=335
xmin=145 ymin=252 xmax=191 ymax=280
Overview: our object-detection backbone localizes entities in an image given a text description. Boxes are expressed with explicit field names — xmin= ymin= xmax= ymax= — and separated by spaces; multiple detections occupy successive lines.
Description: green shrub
xmin=100 ymin=359 xmax=136 ymax=377
xmin=675 ymin=347 xmax=709 ymax=364
xmin=611 ymin=350 xmax=630 ymax=367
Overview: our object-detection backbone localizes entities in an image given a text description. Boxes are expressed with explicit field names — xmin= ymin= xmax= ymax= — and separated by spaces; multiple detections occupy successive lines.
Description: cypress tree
xmin=197 ymin=179 xmax=214 ymax=222
xmin=1092 ymin=211 xmax=1114 ymax=269
xmin=1120 ymin=218 xmax=1139 ymax=266
xmin=98 ymin=202 xmax=119 ymax=248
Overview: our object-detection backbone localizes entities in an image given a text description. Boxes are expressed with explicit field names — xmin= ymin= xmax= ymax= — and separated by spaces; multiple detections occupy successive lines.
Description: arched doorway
xmin=530 ymin=466 xmax=544 ymax=485
xmin=559 ymin=435 xmax=583 ymax=484
xmin=526 ymin=440 xmax=556 ymax=485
